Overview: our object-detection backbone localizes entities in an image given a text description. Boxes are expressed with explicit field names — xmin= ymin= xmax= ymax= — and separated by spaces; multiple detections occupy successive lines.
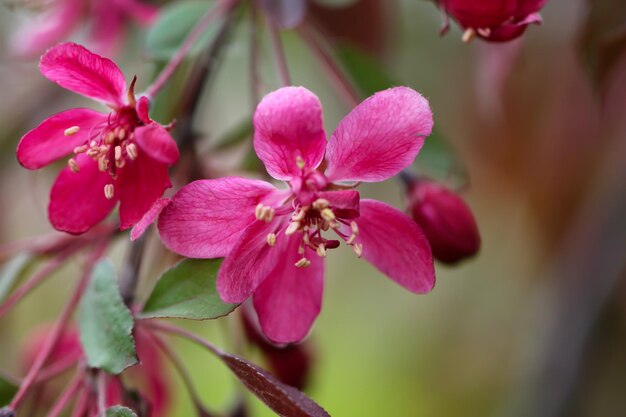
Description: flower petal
xmin=134 ymin=124 xmax=179 ymax=165
xmin=131 ymin=198 xmax=170 ymax=241
xmin=39 ymin=42 xmax=127 ymax=107
xmin=354 ymin=199 xmax=435 ymax=294
xmin=217 ymin=219 xmax=286 ymax=303
xmin=316 ymin=190 xmax=360 ymax=219
xmin=48 ymin=154 xmax=117 ymax=234
xmin=117 ymin=155 xmax=171 ymax=230
xmin=136 ymin=96 xmax=152 ymax=124
xmin=254 ymin=86 xmax=327 ymax=180
xmin=158 ymin=177 xmax=281 ymax=258
xmin=325 ymin=87 xmax=433 ymax=183
xmin=253 ymin=236 xmax=323 ymax=344
xmin=17 ymin=108 xmax=108 ymax=169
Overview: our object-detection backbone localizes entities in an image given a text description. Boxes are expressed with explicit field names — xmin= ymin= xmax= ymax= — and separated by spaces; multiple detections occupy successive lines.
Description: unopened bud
xmin=0 ymin=407 xmax=15 ymax=417
xmin=407 ymin=180 xmax=480 ymax=264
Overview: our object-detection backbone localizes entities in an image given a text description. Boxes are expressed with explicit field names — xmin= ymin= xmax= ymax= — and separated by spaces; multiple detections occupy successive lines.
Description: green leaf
xmin=0 ymin=253 xmax=32 ymax=303
xmin=141 ymin=258 xmax=238 ymax=320
xmin=0 ymin=375 xmax=18 ymax=406
xmin=106 ymin=406 xmax=137 ymax=417
xmin=145 ymin=0 xmax=218 ymax=60
xmin=79 ymin=260 xmax=137 ymax=374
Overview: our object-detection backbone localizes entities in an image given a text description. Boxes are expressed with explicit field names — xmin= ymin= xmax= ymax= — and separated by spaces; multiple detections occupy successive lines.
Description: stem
xmin=145 ymin=0 xmax=234 ymax=99
xmin=46 ymin=366 xmax=83 ymax=417
xmin=248 ymin=6 xmax=261 ymax=110
xmin=70 ymin=387 xmax=89 ymax=417
xmin=97 ymin=372 xmax=107 ymax=417
xmin=298 ymin=23 xmax=361 ymax=108
xmin=267 ymin=22 xmax=291 ymax=87
xmin=147 ymin=321 xmax=223 ymax=356
xmin=35 ymin=355 xmax=80 ymax=384
xmin=9 ymin=245 xmax=105 ymax=410
xmin=119 ymin=234 xmax=147 ymax=308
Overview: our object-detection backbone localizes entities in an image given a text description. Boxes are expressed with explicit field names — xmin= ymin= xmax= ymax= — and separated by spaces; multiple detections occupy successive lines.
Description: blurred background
xmin=1 ymin=0 xmax=626 ymax=416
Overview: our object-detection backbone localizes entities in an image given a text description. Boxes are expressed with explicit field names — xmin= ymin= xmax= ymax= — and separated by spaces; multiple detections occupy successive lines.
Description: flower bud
xmin=407 ymin=180 xmax=480 ymax=264
xmin=440 ymin=0 xmax=547 ymax=42
xmin=0 ymin=407 xmax=14 ymax=417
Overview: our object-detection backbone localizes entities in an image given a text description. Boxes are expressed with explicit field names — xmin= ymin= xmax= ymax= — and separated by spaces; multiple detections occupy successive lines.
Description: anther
xmin=64 ymin=126 xmax=80 ymax=136
xmin=350 ymin=221 xmax=359 ymax=235
xmin=295 ymin=156 xmax=306 ymax=169
xmin=316 ymin=244 xmax=327 ymax=257
xmin=114 ymin=146 xmax=122 ymax=161
xmin=477 ymin=27 xmax=491 ymax=38
xmin=352 ymin=243 xmax=363 ymax=258
xmin=255 ymin=203 xmax=264 ymax=220
xmin=295 ymin=257 xmax=311 ymax=268
xmin=105 ymin=132 xmax=115 ymax=145
xmin=285 ymin=221 xmax=300 ymax=235
xmin=320 ymin=208 xmax=336 ymax=222
xmin=462 ymin=28 xmax=475 ymax=43
xmin=73 ymin=145 xmax=88 ymax=154
xmin=266 ymin=233 xmax=277 ymax=247
xmin=126 ymin=143 xmax=138 ymax=160
xmin=312 ymin=198 xmax=330 ymax=210
xmin=115 ymin=158 xmax=125 ymax=168
xmin=67 ymin=158 xmax=80 ymax=173
xmin=292 ymin=209 xmax=306 ymax=222
xmin=104 ymin=184 xmax=115 ymax=200
xmin=118 ymin=128 xmax=126 ymax=140
xmin=98 ymin=157 xmax=109 ymax=172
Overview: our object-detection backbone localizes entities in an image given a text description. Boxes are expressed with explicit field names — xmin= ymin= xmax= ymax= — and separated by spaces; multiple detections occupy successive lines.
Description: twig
xmin=46 ymin=365 xmax=84 ymax=417
xmin=267 ymin=21 xmax=291 ymax=87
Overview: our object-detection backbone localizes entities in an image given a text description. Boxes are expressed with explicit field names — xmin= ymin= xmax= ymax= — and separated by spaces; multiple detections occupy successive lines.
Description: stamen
xmin=67 ymin=158 xmax=80 ymax=173
xmin=352 ymin=243 xmax=363 ymax=258
xmin=64 ymin=126 xmax=80 ymax=136
xmin=462 ymin=28 xmax=475 ymax=43
xmin=298 ymin=244 xmax=305 ymax=254
xmin=312 ymin=198 xmax=330 ymax=210
xmin=255 ymin=203 xmax=264 ymax=219
xmin=105 ymin=132 xmax=115 ymax=145
xmin=126 ymin=143 xmax=138 ymax=160
xmin=98 ymin=157 xmax=109 ymax=172
xmin=285 ymin=221 xmax=300 ymax=235
xmin=266 ymin=233 xmax=277 ymax=246
xmin=114 ymin=146 xmax=122 ymax=161
xmin=73 ymin=145 xmax=88 ymax=154
xmin=115 ymin=158 xmax=125 ymax=168
xmin=295 ymin=257 xmax=311 ymax=268
xmin=350 ymin=221 xmax=359 ymax=235
xmin=477 ymin=27 xmax=491 ymax=38
xmin=316 ymin=244 xmax=327 ymax=258
xmin=295 ymin=156 xmax=306 ymax=170
xmin=320 ymin=208 xmax=336 ymax=222
xmin=104 ymin=184 xmax=115 ymax=200
xmin=292 ymin=208 xmax=306 ymax=222
xmin=255 ymin=203 xmax=275 ymax=222
xmin=118 ymin=128 xmax=126 ymax=140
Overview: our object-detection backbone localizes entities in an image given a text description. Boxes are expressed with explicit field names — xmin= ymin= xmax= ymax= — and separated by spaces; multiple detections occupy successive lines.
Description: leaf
xmin=0 ymin=375 xmax=18 ymax=406
xmin=141 ymin=258 xmax=238 ymax=320
xmin=145 ymin=0 xmax=218 ymax=60
xmin=106 ymin=406 xmax=138 ymax=417
xmin=259 ymin=0 xmax=307 ymax=29
xmin=79 ymin=260 xmax=137 ymax=374
xmin=0 ymin=253 xmax=32 ymax=303
xmin=219 ymin=353 xmax=330 ymax=417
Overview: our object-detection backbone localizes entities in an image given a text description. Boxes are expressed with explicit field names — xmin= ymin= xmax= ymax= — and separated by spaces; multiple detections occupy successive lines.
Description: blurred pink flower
xmin=17 ymin=42 xmax=179 ymax=235
xmin=158 ymin=86 xmax=436 ymax=343
xmin=407 ymin=179 xmax=480 ymax=264
xmin=440 ymin=0 xmax=548 ymax=42
xmin=12 ymin=0 xmax=157 ymax=57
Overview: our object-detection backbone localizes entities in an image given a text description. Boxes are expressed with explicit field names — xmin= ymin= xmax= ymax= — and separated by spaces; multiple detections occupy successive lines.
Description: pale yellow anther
xmin=312 ymin=198 xmax=330 ymax=210
xmin=320 ymin=208 xmax=336 ymax=222
xmin=126 ymin=143 xmax=138 ymax=160
xmin=114 ymin=146 xmax=122 ymax=161
xmin=462 ymin=28 xmax=476 ymax=43
xmin=67 ymin=158 xmax=80 ymax=173
xmin=295 ymin=257 xmax=311 ymax=268
xmin=477 ymin=27 xmax=491 ymax=38
xmin=255 ymin=203 xmax=264 ymax=220
xmin=105 ymin=132 xmax=115 ymax=145
xmin=295 ymin=156 xmax=306 ymax=170
xmin=90 ymin=140 xmax=98 ymax=148
xmin=104 ymin=184 xmax=115 ymax=200
xmin=350 ymin=221 xmax=359 ymax=235
xmin=266 ymin=233 xmax=277 ymax=247
xmin=352 ymin=243 xmax=363 ymax=258
xmin=118 ymin=129 xmax=126 ymax=140
xmin=285 ymin=221 xmax=300 ymax=235
xmin=98 ymin=157 xmax=109 ymax=172
xmin=316 ymin=244 xmax=327 ymax=258
xmin=64 ymin=126 xmax=80 ymax=136
xmin=73 ymin=145 xmax=88 ymax=154
xmin=292 ymin=209 xmax=306 ymax=222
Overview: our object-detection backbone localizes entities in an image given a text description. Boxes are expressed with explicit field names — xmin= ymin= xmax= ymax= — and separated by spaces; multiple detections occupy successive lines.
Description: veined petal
xmin=316 ymin=190 xmax=360 ymax=219
xmin=134 ymin=124 xmax=179 ymax=165
xmin=131 ymin=198 xmax=170 ymax=241
xmin=325 ymin=87 xmax=433 ymax=183
xmin=39 ymin=42 xmax=127 ymax=107
xmin=136 ymin=96 xmax=152 ymax=124
xmin=254 ymin=236 xmax=323 ymax=344
xmin=217 ymin=219 xmax=286 ymax=303
xmin=48 ymin=154 xmax=117 ymax=234
xmin=158 ymin=177 xmax=282 ymax=258
xmin=354 ymin=199 xmax=435 ymax=294
xmin=117 ymin=155 xmax=171 ymax=230
xmin=254 ymin=87 xmax=327 ymax=180
xmin=17 ymin=108 xmax=107 ymax=169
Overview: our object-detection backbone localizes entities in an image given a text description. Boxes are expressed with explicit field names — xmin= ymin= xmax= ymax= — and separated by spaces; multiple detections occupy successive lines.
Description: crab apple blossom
xmin=12 ymin=0 xmax=158 ymax=57
xmin=439 ymin=0 xmax=548 ymax=42
xmin=407 ymin=179 xmax=480 ymax=264
xmin=16 ymin=42 xmax=179 ymax=235
xmin=158 ymin=86 xmax=436 ymax=344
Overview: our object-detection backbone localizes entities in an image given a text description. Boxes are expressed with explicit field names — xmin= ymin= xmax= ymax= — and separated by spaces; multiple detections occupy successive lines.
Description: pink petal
xmin=17 ymin=108 xmax=107 ymax=169
xmin=325 ymin=87 xmax=433 ymax=183
xmin=217 ymin=219 xmax=287 ymax=303
xmin=134 ymin=124 xmax=179 ymax=165
xmin=117 ymin=155 xmax=171 ymax=230
xmin=354 ymin=199 xmax=435 ymax=294
xmin=158 ymin=177 xmax=281 ymax=258
xmin=48 ymin=154 xmax=117 ymax=234
xmin=254 ymin=87 xmax=327 ymax=180
xmin=316 ymin=190 xmax=360 ymax=219
xmin=136 ymin=96 xmax=152 ymax=124
xmin=39 ymin=42 xmax=127 ymax=107
xmin=131 ymin=198 xmax=170 ymax=241
xmin=253 ymin=236 xmax=323 ymax=344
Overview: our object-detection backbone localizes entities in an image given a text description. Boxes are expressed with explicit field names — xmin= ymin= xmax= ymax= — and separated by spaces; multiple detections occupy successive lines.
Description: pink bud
xmin=407 ymin=180 xmax=480 ymax=264
xmin=440 ymin=0 xmax=547 ymax=42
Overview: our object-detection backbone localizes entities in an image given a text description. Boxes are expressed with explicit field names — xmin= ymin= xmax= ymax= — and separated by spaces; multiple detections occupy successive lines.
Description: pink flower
xmin=158 ymin=86 xmax=436 ymax=343
xmin=17 ymin=43 xmax=179 ymax=235
xmin=407 ymin=179 xmax=480 ymax=264
xmin=440 ymin=0 xmax=548 ymax=42
xmin=12 ymin=0 xmax=158 ymax=57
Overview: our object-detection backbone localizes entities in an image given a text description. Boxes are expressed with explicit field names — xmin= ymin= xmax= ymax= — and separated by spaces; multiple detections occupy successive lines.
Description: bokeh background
xmin=1 ymin=0 xmax=626 ymax=416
